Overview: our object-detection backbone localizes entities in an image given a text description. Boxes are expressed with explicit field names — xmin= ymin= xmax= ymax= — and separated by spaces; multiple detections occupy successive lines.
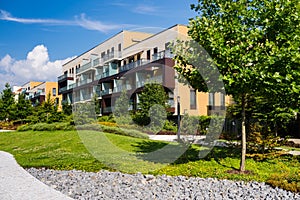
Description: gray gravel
xmin=26 ymin=168 xmax=300 ymax=200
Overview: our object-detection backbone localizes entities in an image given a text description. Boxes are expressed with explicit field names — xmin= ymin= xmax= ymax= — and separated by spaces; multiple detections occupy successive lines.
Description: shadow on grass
xmin=132 ymin=140 xmax=241 ymax=169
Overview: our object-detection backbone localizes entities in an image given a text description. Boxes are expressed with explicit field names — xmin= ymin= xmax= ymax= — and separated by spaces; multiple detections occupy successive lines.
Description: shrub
xmin=98 ymin=121 xmax=117 ymax=127
xmin=97 ymin=115 xmax=115 ymax=122
xmin=17 ymin=122 xmax=75 ymax=131
xmin=163 ymin=120 xmax=177 ymax=132
xmin=267 ymin=172 xmax=300 ymax=193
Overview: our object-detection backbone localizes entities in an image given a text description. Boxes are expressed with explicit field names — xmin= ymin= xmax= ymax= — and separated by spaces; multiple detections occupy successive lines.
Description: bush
xmin=97 ymin=115 xmax=115 ymax=122
xmin=267 ymin=172 xmax=300 ymax=193
xmin=17 ymin=122 xmax=75 ymax=131
xmin=163 ymin=120 xmax=177 ymax=132
xmin=98 ymin=121 xmax=117 ymax=127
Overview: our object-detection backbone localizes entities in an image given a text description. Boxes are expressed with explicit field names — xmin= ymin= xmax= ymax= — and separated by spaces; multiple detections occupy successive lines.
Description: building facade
xmin=58 ymin=24 xmax=231 ymax=116
xmin=14 ymin=81 xmax=62 ymax=109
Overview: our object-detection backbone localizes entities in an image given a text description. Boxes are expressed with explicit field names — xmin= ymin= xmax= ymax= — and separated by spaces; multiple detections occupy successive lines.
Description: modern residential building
xmin=14 ymin=81 xmax=62 ymax=109
xmin=58 ymin=24 xmax=231 ymax=116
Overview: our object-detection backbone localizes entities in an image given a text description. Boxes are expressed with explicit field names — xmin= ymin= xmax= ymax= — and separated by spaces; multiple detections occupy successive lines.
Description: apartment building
xmin=58 ymin=24 xmax=230 ymax=116
xmin=15 ymin=81 xmax=62 ymax=109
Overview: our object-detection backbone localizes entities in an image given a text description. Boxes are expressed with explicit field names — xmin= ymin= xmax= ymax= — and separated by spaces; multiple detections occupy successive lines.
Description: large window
xmin=190 ymin=90 xmax=196 ymax=109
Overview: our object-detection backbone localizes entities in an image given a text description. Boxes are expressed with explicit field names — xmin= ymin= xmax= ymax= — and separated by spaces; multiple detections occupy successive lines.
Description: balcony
xmin=101 ymin=88 xmax=112 ymax=95
xmin=120 ymin=59 xmax=150 ymax=72
xmin=93 ymin=58 xmax=100 ymax=67
xmin=112 ymin=84 xmax=132 ymax=93
xmin=59 ymin=84 xmax=75 ymax=93
xmin=58 ymin=74 xmax=68 ymax=82
xmin=103 ymin=88 xmax=112 ymax=95
xmin=136 ymin=75 xmax=163 ymax=88
xmin=77 ymin=78 xmax=93 ymax=87
xmin=103 ymin=51 xmax=122 ymax=63
xmin=34 ymin=92 xmax=45 ymax=98
xmin=77 ymin=62 xmax=95 ymax=74
xmin=152 ymin=49 xmax=173 ymax=61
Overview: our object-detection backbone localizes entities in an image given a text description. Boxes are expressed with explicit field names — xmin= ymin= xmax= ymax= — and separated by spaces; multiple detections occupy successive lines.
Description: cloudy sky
xmin=0 ymin=0 xmax=195 ymax=90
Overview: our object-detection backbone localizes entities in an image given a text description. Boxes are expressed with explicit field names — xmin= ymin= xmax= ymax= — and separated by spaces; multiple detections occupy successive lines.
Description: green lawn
xmin=0 ymin=130 xmax=299 ymax=192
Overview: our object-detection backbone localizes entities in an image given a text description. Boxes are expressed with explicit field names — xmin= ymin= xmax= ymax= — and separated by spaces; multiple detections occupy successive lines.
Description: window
xmin=101 ymin=52 xmax=105 ymax=58
xmin=52 ymin=88 xmax=57 ymax=96
xmin=147 ymin=50 xmax=151 ymax=60
xmin=190 ymin=90 xmax=197 ymax=109
xmin=153 ymin=47 xmax=158 ymax=54
xmin=165 ymin=42 xmax=171 ymax=50
xmin=118 ymin=43 xmax=122 ymax=51
xmin=209 ymin=93 xmax=215 ymax=106
xmin=220 ymin=93 xmax=225 ymax=106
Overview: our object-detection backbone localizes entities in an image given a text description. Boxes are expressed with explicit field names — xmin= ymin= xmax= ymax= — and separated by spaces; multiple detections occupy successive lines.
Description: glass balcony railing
xmin=34 ymin=92 xmax=45 ymax=98
xmin=101 ymin=88 xmax=112 ymax=95
xmin=58 ymin=74 xmax=68 ymax=81
xmin=77 ymin=78 xmax=93 ymax=87
xmin=119 ymin=59 xmax=150 ymax=72
xmin=103 ymin=51 xmax=122 ymax=63
xmin=136 ymin=75 xmax=163 ymax=88
xmin=152 ymin=49 xmax=174 ymax=61
xmin=77 ymin=62 xmax=92 ymax=74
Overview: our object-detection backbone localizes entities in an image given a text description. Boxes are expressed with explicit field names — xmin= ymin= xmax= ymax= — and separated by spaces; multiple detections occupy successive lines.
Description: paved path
xmin=0 ymin=151 xmax=73 ymax=200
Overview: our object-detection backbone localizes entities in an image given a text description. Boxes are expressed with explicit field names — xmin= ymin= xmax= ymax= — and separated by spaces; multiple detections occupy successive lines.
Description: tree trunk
xmin=239 ymin=94 xmax=246 ymax=172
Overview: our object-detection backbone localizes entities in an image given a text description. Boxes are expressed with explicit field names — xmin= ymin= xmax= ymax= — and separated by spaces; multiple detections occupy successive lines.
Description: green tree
xmin=15 ymin=93 xmax=33 ymax=121
xmin=133 ymin=83 xmax=168 ymax=132
xmin=114 ymin=90 xmax=131 ymax=125
xmin=174 ymin=0 xmax=300 ymax=171
xmin=0 ymin=83 xmax=16 ymax=121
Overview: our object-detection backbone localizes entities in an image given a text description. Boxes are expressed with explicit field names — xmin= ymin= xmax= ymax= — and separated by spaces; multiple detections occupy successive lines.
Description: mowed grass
xmin=0 ymin=130 xmax=299 ymax=191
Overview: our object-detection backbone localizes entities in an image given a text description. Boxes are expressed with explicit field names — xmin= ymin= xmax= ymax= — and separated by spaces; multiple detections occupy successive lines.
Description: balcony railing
xmin=59 ymin=83 xmax=75 ymax=93
xmin=34 ymin=92 xmax=45 ymax=98
xmin=101 ymin=88 xmax=112 ymax=95
xmin=77 ymin=62 xmax=93 ymax=74
xmin=120 ymin=59 xmax=150 ymax=72
xmin=103 ymin=51 xmax=122 ymax=63
xmin=77 ymin=78 xmax=93 ymax=87
xmin=58 ymin=74 xmax=68 ymax=81
xmin=136 ymin=75 xmax=163 ymax=88
xmin=152 ymin=49 xmax=173 ymax=61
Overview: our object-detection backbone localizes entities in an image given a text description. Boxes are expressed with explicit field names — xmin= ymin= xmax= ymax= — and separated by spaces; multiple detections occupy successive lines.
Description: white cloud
xmin=0 ymin=45 xmax=73 ymax=90
xmin=0 ymin=9 xmax=126 ymax=33
xmin=132 ymin=5 xmax=160 ymax=15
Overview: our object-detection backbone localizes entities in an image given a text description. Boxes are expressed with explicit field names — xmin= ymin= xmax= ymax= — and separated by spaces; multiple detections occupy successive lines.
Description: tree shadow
xmin=132 ymin=140 xmax=241 ymax=170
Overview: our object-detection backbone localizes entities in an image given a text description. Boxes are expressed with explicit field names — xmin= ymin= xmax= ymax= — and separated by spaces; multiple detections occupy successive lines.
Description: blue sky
xmin=0 ymin=0 xmax=196 ymax=89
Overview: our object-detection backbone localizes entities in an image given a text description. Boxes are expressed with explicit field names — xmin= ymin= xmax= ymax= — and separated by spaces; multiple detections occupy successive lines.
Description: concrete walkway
xmin=0 ymin=151 xmax=73 ymax=200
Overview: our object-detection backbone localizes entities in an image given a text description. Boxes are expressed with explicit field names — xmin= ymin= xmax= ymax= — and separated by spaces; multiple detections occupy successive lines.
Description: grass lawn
xmin=0 ymin=130 xmax=299 ymax=192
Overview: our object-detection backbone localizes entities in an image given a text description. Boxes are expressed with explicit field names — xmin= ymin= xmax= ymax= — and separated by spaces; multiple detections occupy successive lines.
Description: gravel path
xmin=26 ymin=168 xmax=300 ymax=200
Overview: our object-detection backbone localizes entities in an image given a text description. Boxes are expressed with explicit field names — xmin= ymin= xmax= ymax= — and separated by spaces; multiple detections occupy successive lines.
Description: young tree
xmin=15 ymin=93 xmax=33 ymax=121
xmin=113 ymin=90 xmax=131 ymax=125
xmin=174 ymin=0 xmax=300 ymax=171
xmin=0 ymin=83 xmax=16 ymax=121
xmin=133 ymin=83 xmax=168 ymax=132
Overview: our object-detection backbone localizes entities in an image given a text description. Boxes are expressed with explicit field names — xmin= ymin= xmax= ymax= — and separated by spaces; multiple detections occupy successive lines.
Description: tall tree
xmin=0 ymin=83 xmax=16 ymax=121
xmin=174 ymin=0 xmax=300 ymax=171
xmin=15 ymin=93 xmax=33 ymax=121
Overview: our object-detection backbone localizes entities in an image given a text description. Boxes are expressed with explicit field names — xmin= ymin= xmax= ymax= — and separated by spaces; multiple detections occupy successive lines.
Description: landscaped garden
xmin=0 ymin=126 xmax=299 ymax=192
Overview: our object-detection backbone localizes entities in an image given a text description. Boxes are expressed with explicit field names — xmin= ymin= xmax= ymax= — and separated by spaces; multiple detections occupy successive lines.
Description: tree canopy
xmin=174 ymin=0 xmax=300 ymax=171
